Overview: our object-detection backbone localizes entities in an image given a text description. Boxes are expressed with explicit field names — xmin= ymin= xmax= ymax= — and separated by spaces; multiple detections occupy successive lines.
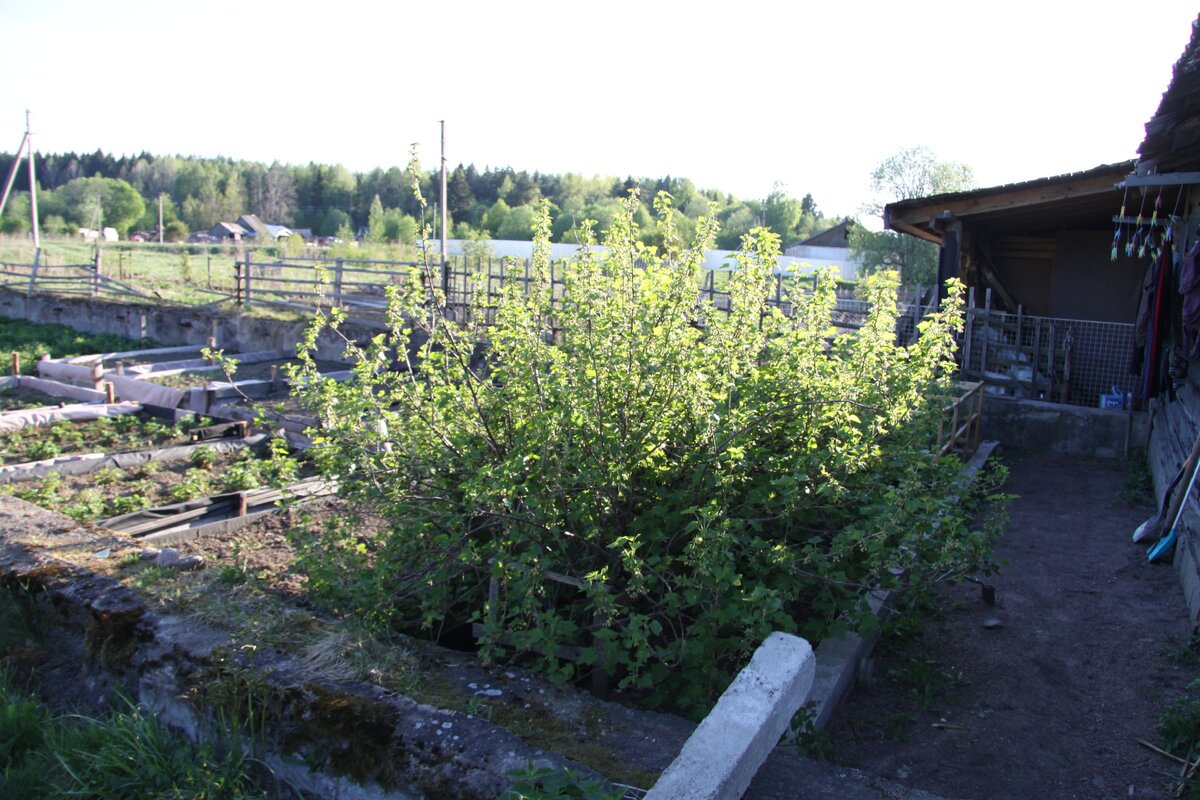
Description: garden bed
xmin=143 ymin=358 xmax=351 ymax=390
xmin=0 ymin=384 xmax=79 ymax=411
xmin=2 ymin=444 xmax=302 ymax=522
xmin=0 ymin=410 xmax=211 ymax=465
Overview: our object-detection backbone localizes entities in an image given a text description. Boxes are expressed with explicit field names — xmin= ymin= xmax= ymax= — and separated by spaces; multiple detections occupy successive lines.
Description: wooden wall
xmin=1148 ymin=192 xmax=1200 ymax=629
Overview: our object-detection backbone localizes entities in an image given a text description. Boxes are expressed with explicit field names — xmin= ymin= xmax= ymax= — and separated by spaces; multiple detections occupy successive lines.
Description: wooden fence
xmin=229 ymin=253 xmax=924 ymax=332
xmin=0 ymin=252 xmax=152 ymax=302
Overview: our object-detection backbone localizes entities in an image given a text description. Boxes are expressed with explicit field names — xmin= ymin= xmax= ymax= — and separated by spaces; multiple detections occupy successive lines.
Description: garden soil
xmin=827 ymin=451 xmax=1198 ymax=800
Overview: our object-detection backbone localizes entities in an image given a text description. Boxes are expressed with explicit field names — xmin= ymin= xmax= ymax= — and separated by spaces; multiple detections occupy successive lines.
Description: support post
xmin=92 ymin=248 xmax=101 ymax=297
xmin=234 ymin=260 xmax=244 ymax=307
xmin=26 ymin=248 xmax=40 ymax=298
xmin=10 ymin=351 xmax=17 ymax=377
xmin=243 ymin=253 xmax=253 ymax=306
xmin=26 ymin=112 xmax=39 ymax=250
xmin=932 ymin=211 xmax=961 ymax=305
xmin=333 ymin=259 xmax=344 ymax=308
xmin=440 ymin=120 xmax=450 ymax=301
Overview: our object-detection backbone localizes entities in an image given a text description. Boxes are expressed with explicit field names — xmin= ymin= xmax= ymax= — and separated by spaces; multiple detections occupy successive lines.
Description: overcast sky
xmin=1 ymin=1 xmax=1196 ymax=219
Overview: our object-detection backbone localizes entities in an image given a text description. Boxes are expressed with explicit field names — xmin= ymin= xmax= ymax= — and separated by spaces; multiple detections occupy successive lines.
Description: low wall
xmin=0 ymin=290 xmax=364 ymax=362
xmin=982 ymin=396 xmax=1146 ymax=459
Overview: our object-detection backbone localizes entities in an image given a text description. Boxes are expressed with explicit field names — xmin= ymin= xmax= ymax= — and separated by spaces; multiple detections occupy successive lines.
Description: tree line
xmin=0 ymin=150 xmax=839 ymax=249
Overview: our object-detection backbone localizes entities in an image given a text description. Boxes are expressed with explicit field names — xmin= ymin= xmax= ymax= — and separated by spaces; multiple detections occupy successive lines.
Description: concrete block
xmin=644 ymin=632 xmax=815 ymax=800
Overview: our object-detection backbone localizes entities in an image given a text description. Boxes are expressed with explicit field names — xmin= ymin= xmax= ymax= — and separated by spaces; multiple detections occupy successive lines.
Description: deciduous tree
xmin=852 ymin=146 xmax=974 ymax=285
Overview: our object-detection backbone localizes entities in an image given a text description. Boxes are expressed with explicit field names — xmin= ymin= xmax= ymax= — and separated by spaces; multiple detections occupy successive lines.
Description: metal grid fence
xmin=959 ymin=306 xmax=1135 ymax=408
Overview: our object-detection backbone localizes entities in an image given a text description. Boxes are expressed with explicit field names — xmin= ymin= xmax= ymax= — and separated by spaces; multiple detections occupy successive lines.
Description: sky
xmin=1 ymin=1 xmax=1197 ymax=221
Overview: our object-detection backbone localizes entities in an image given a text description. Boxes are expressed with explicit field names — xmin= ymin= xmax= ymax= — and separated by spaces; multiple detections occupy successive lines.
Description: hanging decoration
xmin=1112 ymin=187 xmax=1128 ymax=261
xmin=1128 ymin=189 xmax=1149 ymax=258
xmin=1149 ymin=188 xmax=1164 ymax=262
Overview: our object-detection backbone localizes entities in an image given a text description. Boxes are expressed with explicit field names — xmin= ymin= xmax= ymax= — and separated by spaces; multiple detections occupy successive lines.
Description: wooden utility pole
xmin=26 ymin=112 xmax=38 ymax=250
xmin=158 ymin=194 xmax=164 ymax=243
xmin=440 ymin=120 xmax=449 ymax=298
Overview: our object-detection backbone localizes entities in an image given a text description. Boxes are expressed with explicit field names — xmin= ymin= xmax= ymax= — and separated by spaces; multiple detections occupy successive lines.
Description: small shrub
xmin=171 ymin=469 xmax=215 ymax=502
xmin=62 ymin=488 xmax=107 ymax=521
xmin=1158 ymin=684 xmax=1200 ymax=757
xmin=223 ymin=460 xmax=264 ymax=492
xmin=190 ymin=445 xmax=217 ymax=471
xmin=499 ymin=765 xmax=622 ymax=800
xmin=93 ymin=467 xmax=124 ymax=486
xmin=25 ymin=439 xmax=61 ymax=461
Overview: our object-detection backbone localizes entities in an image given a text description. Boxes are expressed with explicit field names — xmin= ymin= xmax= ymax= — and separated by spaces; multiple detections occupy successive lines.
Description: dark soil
xmin=827 ymin=451 xmax=1197 ymax=800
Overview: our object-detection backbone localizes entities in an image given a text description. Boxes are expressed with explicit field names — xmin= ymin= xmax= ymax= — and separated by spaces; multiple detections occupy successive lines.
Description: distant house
xmin=784 ymin=220 xmax=856 ymax=253
xmin=210 ymin=222 xmax=248 ymax=242
xmin=782 ymin=220 xmax=863 ymax=279
xmin=234 ymin=214 xmax=295 ymax=241
xmin=290 ymin=228 xmax=316 ymax=243
xmin=236 ymin=214 xmax=270 ymax=238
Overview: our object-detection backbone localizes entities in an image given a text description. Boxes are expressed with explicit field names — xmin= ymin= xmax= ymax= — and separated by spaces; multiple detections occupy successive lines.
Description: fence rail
xmin=0 ymin=257 xmax=152 ymax=302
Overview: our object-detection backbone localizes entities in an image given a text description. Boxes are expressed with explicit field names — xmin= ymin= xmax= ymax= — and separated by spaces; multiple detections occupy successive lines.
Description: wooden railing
xmin=937 ymin=380 xmax=984 ymax=459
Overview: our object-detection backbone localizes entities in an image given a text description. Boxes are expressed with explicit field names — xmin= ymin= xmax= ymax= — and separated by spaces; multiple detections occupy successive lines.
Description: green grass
xmin=0 ymin=315 xmax=159 ymax=374
xmin=0 ymin=585 xmax=285 ymax=799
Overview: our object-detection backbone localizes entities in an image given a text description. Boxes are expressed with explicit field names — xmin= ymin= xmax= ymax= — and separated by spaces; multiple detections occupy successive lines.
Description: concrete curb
xmin=645 ymin=633 xmax=815 ymax=800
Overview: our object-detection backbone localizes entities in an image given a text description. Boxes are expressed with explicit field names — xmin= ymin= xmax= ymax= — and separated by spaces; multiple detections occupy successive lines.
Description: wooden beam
xmin=1115 ymin=172 xmax=1200 ymax=188
xmin=887 ymin=217 xmax=943 ymax=244
xmin=886 ymin=170 xmax=1123 ymax=231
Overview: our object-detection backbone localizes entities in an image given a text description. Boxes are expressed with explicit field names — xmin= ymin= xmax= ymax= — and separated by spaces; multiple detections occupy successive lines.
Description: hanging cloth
xmin=1144 ymin=239 xmax=1175 ymax=399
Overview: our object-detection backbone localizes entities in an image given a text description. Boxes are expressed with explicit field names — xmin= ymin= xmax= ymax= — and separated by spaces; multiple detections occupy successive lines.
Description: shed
xmin=236 ymin=214 xmax=270 ymax=238
xmin=209 ymin=222 xmax=247 ymax=242
xmin=782 ymin=221 xmax=864 ymax=279
xmin=1136 ymin=14 xmax=1200 ymax=626
xmin=883 ymin=162 xmax=1141 ymax=321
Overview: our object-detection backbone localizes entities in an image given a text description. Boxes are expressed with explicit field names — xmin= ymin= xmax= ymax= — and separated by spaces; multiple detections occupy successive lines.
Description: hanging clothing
xmin=1179 ymin=237 xmax=1200 ymax=359
xmin=1142 ymin=240 xmax=1175 ymax=400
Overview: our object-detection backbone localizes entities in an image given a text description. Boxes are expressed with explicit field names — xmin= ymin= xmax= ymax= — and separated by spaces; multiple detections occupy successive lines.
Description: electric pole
xmin=25 ymin=111 xmax=39 ymax=250
xmin=440 ymin=120 xmax=449 ymax=298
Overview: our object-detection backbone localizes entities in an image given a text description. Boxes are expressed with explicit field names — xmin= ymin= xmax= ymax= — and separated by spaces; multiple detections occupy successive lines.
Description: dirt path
xmin=828 ymin=451 xmax=1198 ymax=800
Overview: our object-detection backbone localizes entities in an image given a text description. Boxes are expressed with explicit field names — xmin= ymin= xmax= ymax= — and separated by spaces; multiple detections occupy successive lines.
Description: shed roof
xmin=1139 ymin=15 xmax=1200 ymax=172
xmin=883 ymin=161 xmax=1134 ymax=245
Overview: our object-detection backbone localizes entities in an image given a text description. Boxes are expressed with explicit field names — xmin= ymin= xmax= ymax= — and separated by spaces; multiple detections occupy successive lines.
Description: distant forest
xmin=0 ymin=150 xmax=839 ymax=249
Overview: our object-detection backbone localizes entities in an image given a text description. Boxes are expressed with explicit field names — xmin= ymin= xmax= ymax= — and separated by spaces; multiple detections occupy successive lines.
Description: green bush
xmin=290 ymin=194 xmax=986 ymax=715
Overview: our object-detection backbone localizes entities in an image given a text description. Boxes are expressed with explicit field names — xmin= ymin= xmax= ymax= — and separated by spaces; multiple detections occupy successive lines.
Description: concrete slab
xmin=644 ymin=632 xmax=815 ymax=800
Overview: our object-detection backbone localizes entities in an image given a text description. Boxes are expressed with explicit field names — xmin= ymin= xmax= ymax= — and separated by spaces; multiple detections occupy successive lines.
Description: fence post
xmin=244 ymin=252 xmax=253 ymax=307
xmin=333 ymin=259 xmax=344 ymax=308
xmin=441 ymin=253 xmax=451 ymax=305
xmin=93 ymin=249 xmax=101 ymax=297
xmin=26 ymin=248 xmax=41 ymax=298
xmin=234 ymin=260 xmax=244 ymax=307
